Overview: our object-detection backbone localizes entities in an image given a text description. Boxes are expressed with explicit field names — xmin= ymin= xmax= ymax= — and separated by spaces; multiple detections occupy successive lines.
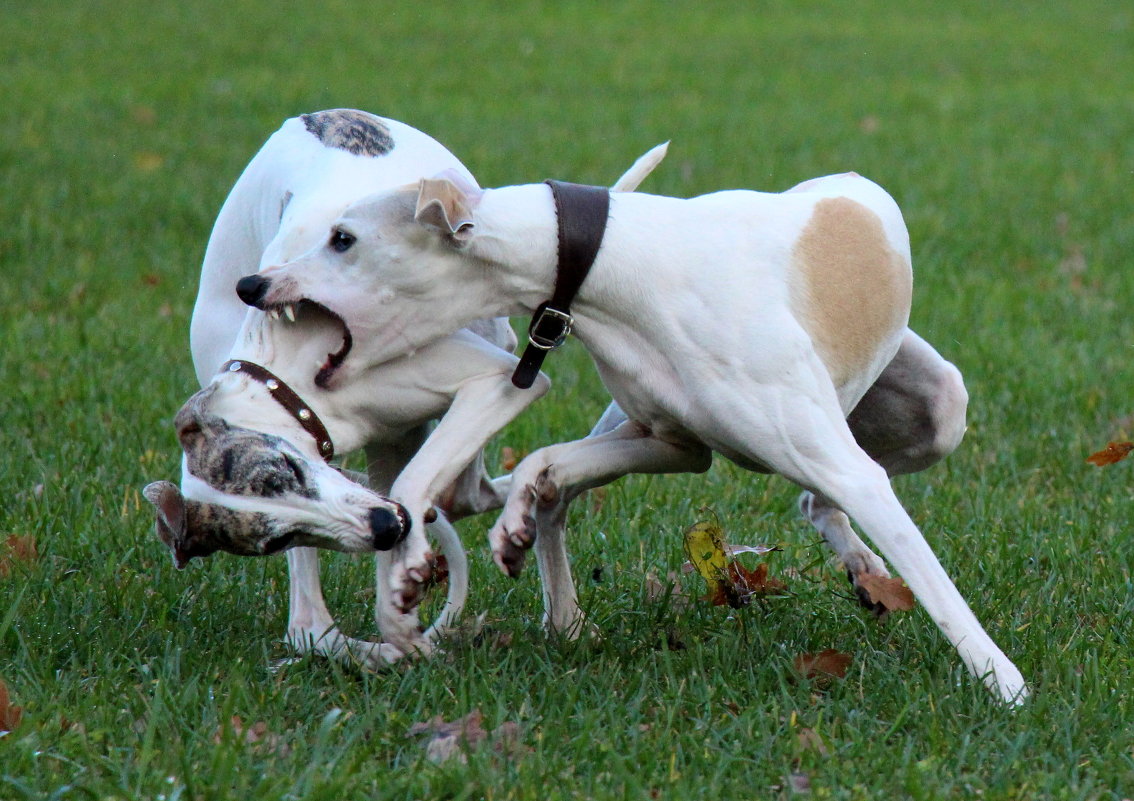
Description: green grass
xmin=2 ymin=0 xmax=1133 ymax=797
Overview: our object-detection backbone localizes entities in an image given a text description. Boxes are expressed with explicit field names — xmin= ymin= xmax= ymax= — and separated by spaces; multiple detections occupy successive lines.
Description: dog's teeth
xmin=269 ymin=309 xmax=281 ymax=320
xmin=284 ymin=305 xmax=296 ymax=322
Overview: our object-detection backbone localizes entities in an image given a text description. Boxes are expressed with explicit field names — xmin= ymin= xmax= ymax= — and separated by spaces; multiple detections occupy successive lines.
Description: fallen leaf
xmin=213 ymin=715 xmax=291 ymax=757
xmin=1087 ymin=441 xmax=1134 ymax=466
xmin=423 ymin=554 xmax=449 ymax=591
xmin=408 ymin=709 xmax=527 ymax=764
xmin=788 ymin=771 xmax=812 ymax=793
xmin=683 ymin=517 xmax=787 ymax=607
xmin=793 ymin=649 xmax=852 ymax=681
xmin=500 ymin=447 xmax=525 ymax=472
xmin=0 ymin=535 xmax=38 ymax=578
xmin=856 ymin=574 xmax=915 ymax=613
xmin=726 ymin=561 xmax=788 ymax=600
xmin=683 ymin=517 xmax=735 ymax=603
xmin=0 ymin=679 xmax=22 ymax=734
xmin=796 ymin=727 xmax=829 ymax=757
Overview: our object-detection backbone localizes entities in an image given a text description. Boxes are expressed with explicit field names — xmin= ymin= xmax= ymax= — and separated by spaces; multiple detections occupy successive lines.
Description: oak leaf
xmin=856 ymin=574 xmax=915 ymax=613
xmin=1086 ymin=441 xmax=1134 ymax=466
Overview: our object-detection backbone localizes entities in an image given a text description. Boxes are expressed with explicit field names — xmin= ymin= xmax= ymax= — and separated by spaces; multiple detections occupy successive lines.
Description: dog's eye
xmin=329 ymin=229 xmax=356 ymax=253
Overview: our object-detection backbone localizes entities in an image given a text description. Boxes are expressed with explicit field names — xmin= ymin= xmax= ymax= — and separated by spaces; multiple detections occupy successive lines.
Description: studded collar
xmin=221 ymin=359 xmax=335 ymax=462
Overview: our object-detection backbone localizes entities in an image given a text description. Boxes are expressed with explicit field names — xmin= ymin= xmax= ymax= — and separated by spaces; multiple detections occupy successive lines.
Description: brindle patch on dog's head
xmin=143 ymin=480 xmax=287 ymax=567
xmin=175 ymin=389 xmax=317 ymax=500
xmin=302 ymin=109 xmax=394 ymax=157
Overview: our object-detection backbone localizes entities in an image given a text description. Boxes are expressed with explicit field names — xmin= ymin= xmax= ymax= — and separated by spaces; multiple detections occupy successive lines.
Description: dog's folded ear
xmin=174 ymin=386 xmax=223 ymax=451
xmin=143 ymin=480 xmax=200 ymax=570
xmin=415 ymin=171 xmax=481 ymax=242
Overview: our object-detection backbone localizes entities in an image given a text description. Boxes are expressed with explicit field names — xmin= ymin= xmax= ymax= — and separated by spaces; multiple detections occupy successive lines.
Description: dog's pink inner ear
xmin=414 ymin=176 xmax=477 ymax=236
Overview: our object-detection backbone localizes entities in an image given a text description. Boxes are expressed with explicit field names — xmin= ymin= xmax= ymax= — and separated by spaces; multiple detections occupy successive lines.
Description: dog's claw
xmin=508 ymin=515 xmax=536 ymax=549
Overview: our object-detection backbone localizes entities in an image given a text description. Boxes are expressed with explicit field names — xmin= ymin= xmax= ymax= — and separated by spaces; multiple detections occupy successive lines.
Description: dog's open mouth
xmin=262 ymin=299 xmax=353 ymax=388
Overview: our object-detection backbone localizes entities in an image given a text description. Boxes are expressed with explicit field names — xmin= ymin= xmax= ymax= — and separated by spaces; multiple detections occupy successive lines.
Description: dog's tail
xmin=422 ymin=513 xmax=469 ymax=644
xmin=611 ymin=142 xmax=669 ymax=193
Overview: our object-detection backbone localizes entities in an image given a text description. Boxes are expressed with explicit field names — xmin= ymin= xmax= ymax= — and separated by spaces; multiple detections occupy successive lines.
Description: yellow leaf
xmin=682 ymin=517 xmax=730 ymax=600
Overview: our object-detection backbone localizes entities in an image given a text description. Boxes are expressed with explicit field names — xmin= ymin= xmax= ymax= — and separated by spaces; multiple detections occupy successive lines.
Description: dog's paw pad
xmin=497 ymin=541 xmax=527 ymax=578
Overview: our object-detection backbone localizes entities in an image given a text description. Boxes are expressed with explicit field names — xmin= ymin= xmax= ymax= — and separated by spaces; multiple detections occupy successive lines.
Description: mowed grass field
xmin=2 ymin=1 xmax=1133 ymax=798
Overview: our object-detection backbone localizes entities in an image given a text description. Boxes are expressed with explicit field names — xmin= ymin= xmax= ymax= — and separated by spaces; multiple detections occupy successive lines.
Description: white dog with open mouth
xmin=239 ymin=164 xmax=1027 ymax=703
xmin=145 ymin=109 xmax=665 ymax=665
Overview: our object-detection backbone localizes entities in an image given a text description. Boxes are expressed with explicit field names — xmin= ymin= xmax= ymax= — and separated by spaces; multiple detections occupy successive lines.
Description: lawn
xmin=1 ymin=1 xmax=1132 ymax=798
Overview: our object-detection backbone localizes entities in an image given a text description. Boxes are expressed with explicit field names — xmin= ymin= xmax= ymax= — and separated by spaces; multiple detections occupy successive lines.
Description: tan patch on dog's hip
xmin=790 ymin=197 xmax=911 ymax=387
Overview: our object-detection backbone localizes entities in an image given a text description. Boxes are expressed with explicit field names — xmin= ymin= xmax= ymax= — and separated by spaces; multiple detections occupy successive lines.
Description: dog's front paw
xmin=390 ymin=554 xmax=435 ymax=613
xmin=488 ymin=505 xmax=536 ymax=578
xmin=374 ymin=602 xmax=432 ymax=657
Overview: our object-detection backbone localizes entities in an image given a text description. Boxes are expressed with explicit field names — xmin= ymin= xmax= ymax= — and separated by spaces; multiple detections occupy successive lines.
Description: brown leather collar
xmin=511 ymin=180 xmax=610 ymax=389
xmin=221 ymin=359 xmax=335 ymax=461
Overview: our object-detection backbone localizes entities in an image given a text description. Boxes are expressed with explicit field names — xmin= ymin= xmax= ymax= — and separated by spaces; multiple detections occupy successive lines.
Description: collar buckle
xmin=527 ymin=304 xmax=574 ymax=351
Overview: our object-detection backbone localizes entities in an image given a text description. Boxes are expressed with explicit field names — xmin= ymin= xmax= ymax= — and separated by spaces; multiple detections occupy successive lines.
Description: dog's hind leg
xmin=698 ymin=361 xmax=1024 ymax=703
xmin=491 ymin=417 xmax=711 ymax=635
xmin=800 ymin=329 xmax=969 ymax=612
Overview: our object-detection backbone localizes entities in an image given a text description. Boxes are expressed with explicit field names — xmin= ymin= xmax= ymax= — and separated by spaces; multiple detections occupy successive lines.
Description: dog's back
xmin=592 ymin=174 xmax=911 ymax=411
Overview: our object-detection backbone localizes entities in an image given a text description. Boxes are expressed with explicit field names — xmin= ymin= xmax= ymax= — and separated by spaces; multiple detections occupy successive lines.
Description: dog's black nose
xmin=235 ymin=274 xmax=271 ymax=307
xmin=369 ymin=504 xmax=409 ymax=551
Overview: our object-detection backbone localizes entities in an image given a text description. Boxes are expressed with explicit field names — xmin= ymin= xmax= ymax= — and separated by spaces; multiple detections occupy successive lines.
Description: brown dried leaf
xmin=500 ymin=447 xmax=524 ymax=472
xmin=857 ymin=574 xmax=915 ymax=613
xmin=1087 ymin=441 xmax=1134 ymax=466
xmin=788 ymin=772 xmax=812 ymax=793
xmin=213 ymin=715 xmax=291 ymax=756
xmin=0 ymin=679 xmax=23 ymax=734
xmin=423 ymin=554 xmax=449 ymax=592
xmin=0 ymin=535 xmax=38 ymax=578
xmin=408 ymin=709 xmax=528 ymax=764
xmin=793 ymin=649 xmax=852 ymax=681
xmin=796 ymin=727 xmax=829 ymax=757
xmin=728 ymin=561 xmax=788 ymax=598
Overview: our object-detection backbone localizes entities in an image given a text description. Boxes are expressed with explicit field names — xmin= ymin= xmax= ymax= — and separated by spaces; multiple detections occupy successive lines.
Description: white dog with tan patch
xmin=242 ymin=164 xmax=1027 ymax=703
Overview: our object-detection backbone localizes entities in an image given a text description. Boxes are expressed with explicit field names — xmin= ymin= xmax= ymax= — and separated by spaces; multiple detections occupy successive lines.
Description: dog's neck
xmin=466 ymin=184 xmax=563 ymax=315
xmin=212 ymin=310 xmax=365 ymax=458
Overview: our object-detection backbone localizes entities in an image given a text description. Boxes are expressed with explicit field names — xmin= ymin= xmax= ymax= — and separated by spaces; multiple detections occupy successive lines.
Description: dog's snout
xmin=235 ymin=274 xmax=272 ymax=307
xmin=369 ymin=504 xmax=409 ymax=550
